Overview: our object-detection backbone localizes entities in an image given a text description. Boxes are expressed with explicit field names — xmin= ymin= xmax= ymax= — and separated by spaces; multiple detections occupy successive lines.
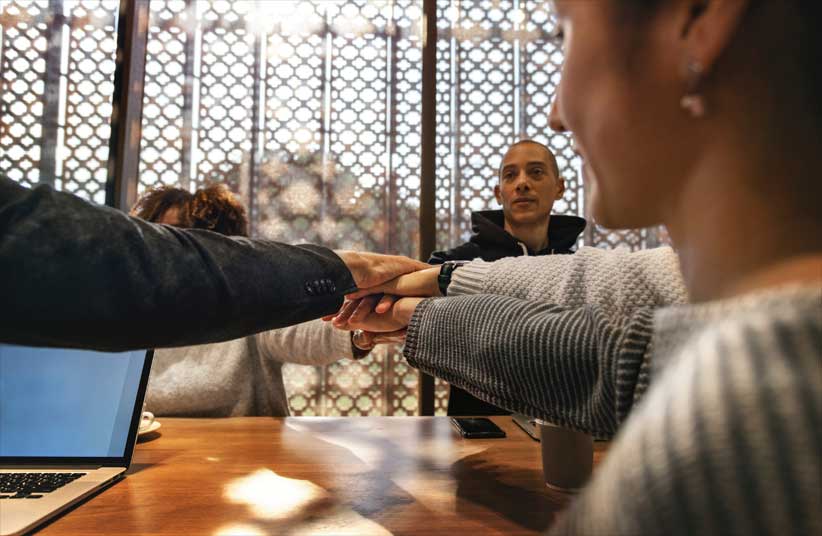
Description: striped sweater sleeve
xmin=403 ymin=294 xmax=655 ymax=437
xmin=549 ymin=307 xmax=822 ymax=535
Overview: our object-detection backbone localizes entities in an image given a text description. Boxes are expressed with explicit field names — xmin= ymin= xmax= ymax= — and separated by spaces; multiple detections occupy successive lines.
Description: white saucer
xmin=138 ymin=420 xmax=161 ymax=436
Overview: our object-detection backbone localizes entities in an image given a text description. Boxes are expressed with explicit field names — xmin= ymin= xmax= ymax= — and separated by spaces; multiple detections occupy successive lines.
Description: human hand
xmin=333 ymin=296 xmax=425 ymax=333
xmin=345 ymin=266 xmax=441 ymax=300
xmin=323 ymin=293 xmax=398 ymax=324
xmin=335 ymin=251 xmax=429 ymax=290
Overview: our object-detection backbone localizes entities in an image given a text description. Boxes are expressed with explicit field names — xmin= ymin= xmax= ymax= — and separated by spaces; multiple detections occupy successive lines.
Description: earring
xmin=680 ymin=59 xmax=706 ymax=118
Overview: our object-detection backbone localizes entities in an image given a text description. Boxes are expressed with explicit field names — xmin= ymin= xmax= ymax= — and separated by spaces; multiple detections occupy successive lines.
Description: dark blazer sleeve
xmin=0 ymin=178 xmax=356 ymax=351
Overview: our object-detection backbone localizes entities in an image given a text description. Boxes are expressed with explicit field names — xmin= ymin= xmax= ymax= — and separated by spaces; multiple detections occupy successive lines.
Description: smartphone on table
xmin=450 ymin=417 xmax=506 ymax=439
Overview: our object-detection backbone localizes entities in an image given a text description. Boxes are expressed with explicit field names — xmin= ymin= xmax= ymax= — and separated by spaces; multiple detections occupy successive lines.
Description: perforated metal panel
xmin=1 ymin=0 xmax=670 ymax=417
xmin=136 ymin=0 xmax=426 ymax=416
xmin=0 ymin=0 xmax=118 ymax=204
xmin=138 ymin=0 xmax=190 ymax=190
xmin=61 ymin=0 xmax=117 ymax=203
xmin=431 ymin=0 xmax=669 ymax=412
xmin=0 ymin=1 xmax=48 ymax=188
xmin=434 ymin=0 xmax=667 ymax=251
xmin=134 ymin=0 xmax=668 ymax=415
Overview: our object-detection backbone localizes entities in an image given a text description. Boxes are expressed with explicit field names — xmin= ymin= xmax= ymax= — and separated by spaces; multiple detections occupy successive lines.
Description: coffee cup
xmin=536 ymin=419 xmax=593 ymax=492
xmin=140 ymin=410 xmax=155 ymax=431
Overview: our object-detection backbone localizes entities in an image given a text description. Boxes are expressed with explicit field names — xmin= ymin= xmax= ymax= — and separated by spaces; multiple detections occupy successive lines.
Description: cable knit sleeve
xmin=448 ymin=246 xmax=687 ymax=316
xmin=549 ymin=293 xmax=822 ymax=536
xmin=403 ymin=294 xmax=656 ymax=437
xmin=254 ymin=319 xmax=353 ymax=366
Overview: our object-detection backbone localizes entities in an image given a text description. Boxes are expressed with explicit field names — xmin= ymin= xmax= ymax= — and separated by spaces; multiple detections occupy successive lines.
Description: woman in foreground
xmin=340 ymin=1 xmax=822 ymax=533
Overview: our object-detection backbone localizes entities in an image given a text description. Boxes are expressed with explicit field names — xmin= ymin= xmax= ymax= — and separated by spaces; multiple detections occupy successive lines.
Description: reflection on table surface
xmin=40 ymin=417 xmax=609 ymax=535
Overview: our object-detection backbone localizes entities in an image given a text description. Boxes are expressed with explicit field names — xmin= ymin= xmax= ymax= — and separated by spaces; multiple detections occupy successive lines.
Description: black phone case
xmin=450 ymin=417 xmax=507 ymax=439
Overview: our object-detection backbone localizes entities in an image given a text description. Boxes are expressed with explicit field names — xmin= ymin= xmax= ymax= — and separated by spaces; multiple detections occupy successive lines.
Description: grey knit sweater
xmin=411 ymin=246 xmax=688 ymax=434
xmin=448 ymin=245 xmax=687 ymax=316
xmin=403 ymin=247 xmax=821 ymax=534
xmin=145 ymin=319 xmax=354 ymax=417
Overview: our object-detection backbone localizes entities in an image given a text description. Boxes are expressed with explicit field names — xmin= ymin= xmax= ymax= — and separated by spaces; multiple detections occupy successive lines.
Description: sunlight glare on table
xmin=224 ymin=468 xmax=326 ymax=520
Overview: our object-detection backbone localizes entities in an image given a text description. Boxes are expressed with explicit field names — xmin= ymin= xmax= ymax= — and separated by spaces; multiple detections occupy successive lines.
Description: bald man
xmin=429 ymin=140 xmax=587 ymax=415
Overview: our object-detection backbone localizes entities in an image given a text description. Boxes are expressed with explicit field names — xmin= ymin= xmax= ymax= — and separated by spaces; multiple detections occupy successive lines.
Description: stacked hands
xmin=331 ymin=251 xmax=445 ymax=348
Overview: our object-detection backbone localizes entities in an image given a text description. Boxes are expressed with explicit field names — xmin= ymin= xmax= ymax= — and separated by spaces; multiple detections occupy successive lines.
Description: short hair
xmin=131 ymin=183 xmax=249 ymax=237
xmin=499 ymin=139 xmax=560 ymax=180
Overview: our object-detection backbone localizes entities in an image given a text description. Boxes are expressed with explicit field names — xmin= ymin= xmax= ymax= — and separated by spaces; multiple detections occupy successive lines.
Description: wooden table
xmin=39 ymin=417 xmax=608 ymax=535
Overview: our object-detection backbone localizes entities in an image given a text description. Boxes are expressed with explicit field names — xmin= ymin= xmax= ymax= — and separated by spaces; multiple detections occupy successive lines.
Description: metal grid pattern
xmin=195 ymin=1 xmax=255 ymax=191
xmin=432 ymin=0 xmax=668 ymax=411
xmin=0 ymin=0 xmax=118 ymax=204
xmin=137 ymin=0 xmax=425 ymax=416
xmin=138 ymin=0 xmax=189 ymax=190
xmin=2 ymin=0 xmax=670 ymax=417
xmin=60 ymin=0 xmax=117 ymax=202
xmin=434 ymin=0 xmax=666 ymax=251
xmin=0 ymin=0 xmax=48 ymax=188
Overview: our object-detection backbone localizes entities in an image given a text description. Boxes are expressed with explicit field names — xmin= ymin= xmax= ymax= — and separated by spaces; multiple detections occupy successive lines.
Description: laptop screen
xmin=0 ymin=345 xmax=151 ymax=460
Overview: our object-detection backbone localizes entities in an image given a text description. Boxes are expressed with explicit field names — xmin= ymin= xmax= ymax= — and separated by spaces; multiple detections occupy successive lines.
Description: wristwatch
xmin=350 ymin=330 xmax=373 ymax=360
xmin=437 ymin=260 xmax=468 ymax=296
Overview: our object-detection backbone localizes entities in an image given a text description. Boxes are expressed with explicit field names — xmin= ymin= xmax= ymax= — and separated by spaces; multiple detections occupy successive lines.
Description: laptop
xmin=0 ymin=345 xmax=153 ymax=536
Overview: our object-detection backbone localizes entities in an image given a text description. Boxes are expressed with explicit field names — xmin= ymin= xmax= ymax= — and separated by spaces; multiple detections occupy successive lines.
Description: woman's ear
xmin=678 ymin=0 xmax=751 ymax=78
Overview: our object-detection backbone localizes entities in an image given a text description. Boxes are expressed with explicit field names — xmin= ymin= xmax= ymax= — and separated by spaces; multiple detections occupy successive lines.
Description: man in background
xmin=429 ymin=140 xmax=586 ymax=415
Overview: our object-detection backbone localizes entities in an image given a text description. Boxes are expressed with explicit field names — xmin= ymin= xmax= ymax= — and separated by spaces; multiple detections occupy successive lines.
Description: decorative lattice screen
xmin=0 ymin=0 xmax=119 ymax=204
xmin=430 ymin=0 xmax=668 ymax=412
xmin=137 ymin=0 xmax=425 ymax=416
xmin=1 ymin=0 xmax=669 ymax=417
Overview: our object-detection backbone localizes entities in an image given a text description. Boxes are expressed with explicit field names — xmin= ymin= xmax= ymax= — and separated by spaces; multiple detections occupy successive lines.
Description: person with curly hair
xmin=131 ymin=183 xmax=248 ymax=236
xmin=131 ymin=183 xmax=375 ymax=417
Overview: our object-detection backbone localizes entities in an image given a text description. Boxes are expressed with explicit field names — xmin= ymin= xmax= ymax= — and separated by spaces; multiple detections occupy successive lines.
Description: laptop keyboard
xmin=0 ymin=472 xmax=86 ymax=499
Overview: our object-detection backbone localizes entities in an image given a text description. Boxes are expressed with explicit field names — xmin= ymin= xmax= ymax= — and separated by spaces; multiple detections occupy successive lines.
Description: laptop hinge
xmin=1 ymin=465 xmax=104 ymax=470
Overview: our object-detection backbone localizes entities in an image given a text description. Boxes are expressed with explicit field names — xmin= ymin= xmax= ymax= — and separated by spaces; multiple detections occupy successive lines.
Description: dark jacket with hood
xmin=427 ymin=209 xmax=587 ymax=416
xmin=429 ymin=209 xmax=586 ymax=264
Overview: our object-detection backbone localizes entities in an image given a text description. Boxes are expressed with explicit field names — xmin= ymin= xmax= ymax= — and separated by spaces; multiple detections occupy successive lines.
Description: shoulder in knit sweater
xmin=551 ymin=287 xmax=822 ymax=535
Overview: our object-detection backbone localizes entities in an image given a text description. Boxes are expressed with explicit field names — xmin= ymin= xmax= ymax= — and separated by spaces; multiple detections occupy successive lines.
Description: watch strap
xmin=438 ymin=261 xmax=468 ymax=296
